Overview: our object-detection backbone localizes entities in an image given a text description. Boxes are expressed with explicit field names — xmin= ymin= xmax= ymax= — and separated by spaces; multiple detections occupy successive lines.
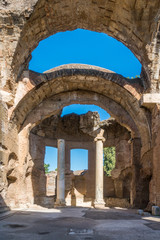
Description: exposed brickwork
xmin=9 ymin=65 xmax=151 ymax=157
xmin=31 ymin=113 xmax=131 ymax=207
xmin=0 ymin=0 xmax=160 ymax=210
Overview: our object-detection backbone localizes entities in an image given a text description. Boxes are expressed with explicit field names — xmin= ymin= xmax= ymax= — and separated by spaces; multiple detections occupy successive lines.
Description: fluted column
xmin=55 ymin=139 xmax=66 ymax=206
xmin=94 ymin=136 xmax=105 ymax=208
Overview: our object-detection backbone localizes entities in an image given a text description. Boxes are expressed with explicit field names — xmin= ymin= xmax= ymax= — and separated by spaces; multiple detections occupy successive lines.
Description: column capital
xmin=94 ymin=136 xmax=105 ymax=142
xmin=94 ymin=133 xmax=105 ymax=208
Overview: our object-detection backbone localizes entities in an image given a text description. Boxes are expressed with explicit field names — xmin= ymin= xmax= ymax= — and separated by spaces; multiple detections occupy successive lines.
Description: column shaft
xmin=94 ymin=138 xmax=105 ymax=208
xmin=56 ymin=139 xmax=66 ymax=206
xmin=130 ymin=138 xmax=142 ymax=207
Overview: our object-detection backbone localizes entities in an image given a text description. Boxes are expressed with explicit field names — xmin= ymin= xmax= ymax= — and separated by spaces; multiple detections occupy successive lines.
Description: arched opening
xmin=6 ymin=3 xmax=152 ymax=208
xmin=44 ymin=146 xmax=58 ymax=198
xmin=8 ymin=66 xmax=152 ymax=208
xmin=11 ymin=0 xmax=156 ymax=89
xmin=15 ymin=94 xmax=148 ymax=208
xmin=61 ymin=104 xmax=110 ymax=121
xmin=1 ymin=0 xmax=160 ymax=219
xmin=29 ymin=29 xmax=141 ymax=78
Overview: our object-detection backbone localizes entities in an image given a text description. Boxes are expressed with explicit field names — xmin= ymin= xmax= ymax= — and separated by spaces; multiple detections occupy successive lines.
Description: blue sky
xmin=71 ymin=149 xmax=88 ymax=171
xmin=44 ymin=105 xmax=109 ymax=171
xmin=44 ymin=147 xmax=88 ymax=172
xmin=61 ymin=104 xmax=110 ymax=120
xmin=29 ymin=29 xmax=141 ymax=77
xmin=29 ymin=29 xmax=141 ymax=171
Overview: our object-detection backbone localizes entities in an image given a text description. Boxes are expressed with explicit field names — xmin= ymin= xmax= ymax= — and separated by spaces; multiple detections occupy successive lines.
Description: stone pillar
xmin=130 ymin=138 xmax=142 ymax=207
xmin=55 ymin=139 xmax=66 ymax=206
xmin=150 ymin=105 xmax=160 ymax=206
xmin=86 ymin=146 xmax=96 ymax=198
xmin=94 ymin=137 xmax=105 ymax=208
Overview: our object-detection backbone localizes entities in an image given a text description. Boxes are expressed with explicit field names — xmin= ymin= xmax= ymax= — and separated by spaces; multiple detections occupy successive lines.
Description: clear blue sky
xmin=44 ymin=104 xmax=110 ymax=171
xmin=61 ymin=104 xmax=110 ymax=120
xmin=29 ymin=29 xmax=141 ymax=77
xmin=29 ymin=29 xmax=141 ymax=171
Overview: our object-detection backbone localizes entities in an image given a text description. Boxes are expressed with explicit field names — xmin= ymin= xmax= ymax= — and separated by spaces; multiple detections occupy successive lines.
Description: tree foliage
xmin=103 ymin=147 xmax=116 ymax=176
xmin=44 ymin=163 xmax=50 ymax=173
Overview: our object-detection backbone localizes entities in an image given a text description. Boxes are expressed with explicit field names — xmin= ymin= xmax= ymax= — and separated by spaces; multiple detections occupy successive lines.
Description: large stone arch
xmin=1 ymin=0 xmax=160 ymax=211
xmin=22 ymin=91 xmax=138 ymax=135
xmin=9 ymin=0 xmax=160 ymax=88
xmin=10 ymin=64 xmax=151 ymax=156
xmin=5 ymin=64 xmax=152 ymax=208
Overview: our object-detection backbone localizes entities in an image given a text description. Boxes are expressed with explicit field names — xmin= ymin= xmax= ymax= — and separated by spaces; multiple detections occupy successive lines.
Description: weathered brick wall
xmin=0 ymin=0 xmax=160 ymax=209
xmin=150 ymin=104 xmax=160 ymax=206
xmin=29 ymin=113 xmax=132 ymax=207
xmin=1 ymin=0 xmax=160 ymax=90
xmin=10 ymin=66 xmax=151 ymax=153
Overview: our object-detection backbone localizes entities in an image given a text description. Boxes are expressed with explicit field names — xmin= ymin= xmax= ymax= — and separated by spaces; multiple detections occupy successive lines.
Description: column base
xmin=93 ymin=199 xmax=105 ymax=209
xmin=54 ymin=199 xmax=66 ymax=207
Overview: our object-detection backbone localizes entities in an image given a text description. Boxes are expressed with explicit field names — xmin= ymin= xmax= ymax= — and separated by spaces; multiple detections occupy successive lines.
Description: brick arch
xmin=10 ymin=64 xmax=151 ymax=155
xmin=11 ymin=0 xmax=160 ymax=88
xmin=23 ymin=90 xmax=139 ymax=135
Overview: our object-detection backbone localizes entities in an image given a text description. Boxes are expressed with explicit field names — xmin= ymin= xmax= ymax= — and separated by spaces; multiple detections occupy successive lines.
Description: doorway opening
xmin=44 ymin=146 xmax=57 ymax=197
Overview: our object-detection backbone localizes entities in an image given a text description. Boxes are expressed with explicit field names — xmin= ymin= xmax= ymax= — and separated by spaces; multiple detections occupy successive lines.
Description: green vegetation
xmin=103 ymin=147 xmax=116 ymax=176
xmin=127 ymin=75 xmax=140 ymax=79
xmin=44 ymin=163 xmax=50 ymax=173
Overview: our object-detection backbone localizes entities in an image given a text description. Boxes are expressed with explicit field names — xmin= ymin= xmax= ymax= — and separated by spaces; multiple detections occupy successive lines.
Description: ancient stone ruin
xmin=31 ymin=111 xmax=132 ymax=208
xmin=0 ymin=0 xmax=160 ymax=211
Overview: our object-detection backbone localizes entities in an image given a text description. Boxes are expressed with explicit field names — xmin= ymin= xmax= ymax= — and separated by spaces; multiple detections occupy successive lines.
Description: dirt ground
xmin=0 ymin=207 xmax=160 ymax=240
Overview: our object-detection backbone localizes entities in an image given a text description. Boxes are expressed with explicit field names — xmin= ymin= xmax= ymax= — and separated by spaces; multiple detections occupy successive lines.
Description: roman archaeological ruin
xmin=1 ymin=0 xmax=160 ymax=214
xmin=32 ymin=112 xmax=132 ymax=208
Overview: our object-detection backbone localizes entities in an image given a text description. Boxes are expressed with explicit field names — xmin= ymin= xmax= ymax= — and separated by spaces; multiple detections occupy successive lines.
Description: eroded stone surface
xmin=0 ymin=0 xmax=160 ymax=211
xmin=30 ymin=112 xmax=132 ymax=208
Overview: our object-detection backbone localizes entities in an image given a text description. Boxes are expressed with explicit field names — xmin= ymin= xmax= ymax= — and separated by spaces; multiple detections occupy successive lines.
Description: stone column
xmin=86 ymin=146 xmax=96 ymax=198
xmin=55 ymin=139 xmax=66 ymax=206
xmin=94 ymin=136 xmax=105 ymax=208
xmin=130 ymin=138 xmax=142 ymax=207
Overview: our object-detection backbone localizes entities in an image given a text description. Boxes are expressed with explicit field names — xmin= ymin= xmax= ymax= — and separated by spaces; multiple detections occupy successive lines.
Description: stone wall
xmin=46 ymin=171 xmax=57 ymax=196
xmin=1 ymin=0 xmax=159 ymax=88
xmin=45 ymin=170 xmax=126 ymax=207
xmin=0 ymin=0 xmax=160 ymax=210
xmin=150 ymin=105 xmax=160 ymax=206
xmin=28 ymin=112 xmax=132 ymax=207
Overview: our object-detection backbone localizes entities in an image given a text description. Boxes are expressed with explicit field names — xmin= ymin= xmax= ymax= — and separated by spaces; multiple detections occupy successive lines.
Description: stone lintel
xmin=140 ymin=93 xmax=160 ymax=109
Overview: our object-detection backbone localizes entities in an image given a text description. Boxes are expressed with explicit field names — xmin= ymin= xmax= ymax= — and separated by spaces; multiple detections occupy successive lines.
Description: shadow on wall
xmin=28 ymin=133 xmax=150 ymax=209
xmin=0 ymin=194 xmax=10 ymax=213
xmin=0 ymin=152 xmax=19 ymax=211
xmin=29 ymin=133 xmax=49 ymax=208
xmin=66 ymin=171 xmax=88 ymax=206
xmin=45 ymin=170 xmax=88 ymax=207
xmin=0 ymin=154 xmax=11 ymax=212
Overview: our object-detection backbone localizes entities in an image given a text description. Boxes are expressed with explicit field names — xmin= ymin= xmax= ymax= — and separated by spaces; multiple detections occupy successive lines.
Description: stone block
xmin=137 ymin=209 xmax=143 ymax=215
xmin=152 ymin=206 xmax=160 ymax=216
